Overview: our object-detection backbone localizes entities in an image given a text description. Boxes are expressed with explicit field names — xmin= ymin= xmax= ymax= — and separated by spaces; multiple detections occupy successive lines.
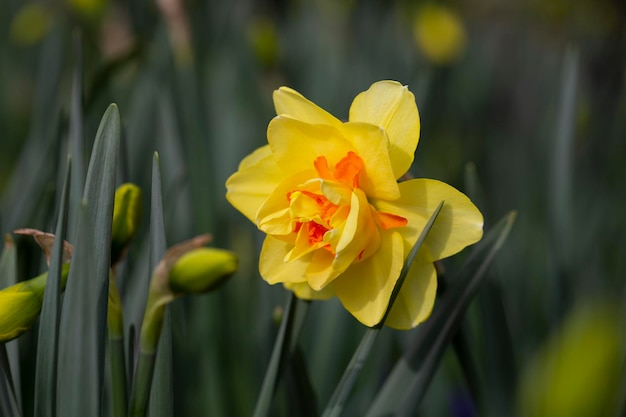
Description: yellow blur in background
xmin=518 ymin=301 xmax=625 ymax=417
xmin=413 ymin=4 xmax=467 ymax=65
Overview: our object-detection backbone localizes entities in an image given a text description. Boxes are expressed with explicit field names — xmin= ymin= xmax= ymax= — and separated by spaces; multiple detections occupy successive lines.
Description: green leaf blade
xmin=148 ymin=152 xmax=174 ymax=417
xmin=0 ymin=236 xmax=22 ymax=417
xmin=365 ymin=211 xmax=516 ymax=417
xmin=56 ymin=104 xmax=120 ymax=417
xmin=33 ymin=158 xmax=71 ymax=417
xmin=321 ymin=201 xmax=445 ymax=417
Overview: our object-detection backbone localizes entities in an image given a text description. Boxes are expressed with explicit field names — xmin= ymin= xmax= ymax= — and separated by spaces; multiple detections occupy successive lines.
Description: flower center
xmin=285 ymin=152 xmax=407 ymax=259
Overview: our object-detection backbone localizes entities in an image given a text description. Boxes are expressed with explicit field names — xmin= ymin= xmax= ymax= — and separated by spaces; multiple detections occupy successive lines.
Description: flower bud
xmin=0 ymin=263 xmax=71 ymax=342
xmin=168 ymin=247 xmax=237 ymax=294
xmin=111 ymin=183 xmax=142 ymax=265
xmin=0 ymin=287 xmax=41 ymax=342
xmin=139 ymin=235 xmax=236 ymax=352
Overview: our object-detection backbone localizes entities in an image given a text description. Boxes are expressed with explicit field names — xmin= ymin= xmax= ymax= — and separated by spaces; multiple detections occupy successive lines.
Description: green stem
xmin=127 ymin=284 xmax=168 ymax=417
xmin=252 ymin=293 xmax=299 ymax=417
xmin=108 ymin=275 xmax=127 ymax=417
xmin=127 ymin=350 xmax=157 ymax=417
xmin=321 ymin=329 xmax=380 ymax=417
xmin=110 ymin=336 xmax=128 ymax=417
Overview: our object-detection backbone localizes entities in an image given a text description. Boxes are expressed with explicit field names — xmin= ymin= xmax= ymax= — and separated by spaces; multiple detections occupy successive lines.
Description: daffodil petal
xmin=239 ymin=144 xmax=272 ymax=169
xmin=267 ymin=116 xmax=354 ymax=175
xmin=338 ymin=122 xmax=401 ymax=200
xmin=384 ymin=260 xmax=437 ymax=330
xmin=373 ymin=179 xmax=483 ymax=261
xmin=273 ymin=87 xmax=342 ymax=128
xmin=226 ymin=147 xmax=283 ymax=222
xmin=327 ymin=188 xmax=380 ymax=267
xmin=349 ymin=81 xmax=420 ymax=179
xmin=259 ymin=236 xmax=310 ymax=285
xmin=283 ymin=280 xmax=335 ymax=300
xmin=332 ymin=231 xmax=404 ymax=327
xmin=257 ymin=170 xmax=316 ymax=235
xmin=305 ymin=249 xmax=340 ymax=290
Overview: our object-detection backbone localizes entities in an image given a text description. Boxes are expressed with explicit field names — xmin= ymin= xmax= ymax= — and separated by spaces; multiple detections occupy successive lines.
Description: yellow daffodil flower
xmin=226 ymin=80 xmax=483 ymax=329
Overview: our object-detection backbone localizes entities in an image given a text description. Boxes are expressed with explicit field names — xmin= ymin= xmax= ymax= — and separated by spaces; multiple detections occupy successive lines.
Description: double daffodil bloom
xmin=226 ymin=80 xmax=483 ymax=329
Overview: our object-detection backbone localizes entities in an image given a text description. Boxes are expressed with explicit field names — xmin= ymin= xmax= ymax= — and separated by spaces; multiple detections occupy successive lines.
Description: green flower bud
xmin=0 ymin=263 xmax=70 ymax=342
xmin=0 ymin=287 xmax=41 ymax=342
xmin=168 ymin=247 xmax=237 ymax=294
xmin=139 ymin=235 xmax=237 ymax=353
xmin=111 ymin=183 xmax=142 ymax=265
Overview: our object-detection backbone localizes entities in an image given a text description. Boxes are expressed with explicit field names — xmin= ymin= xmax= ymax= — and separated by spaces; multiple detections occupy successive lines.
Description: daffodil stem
xmin=127 ymin=350 xmax=157 ymax=417
xmin=320 ymin=328 xmax=380 ymax=417
xmin=24 ymin=263 xmax=72 ymax=296
xmin=108 ymin=275 xmax=128 ymax=417
xmin=109 ymin=336 xmax=128 ymax=417
xmin=253 ymin=293 xmax=300 ymax=417
xmin=128 ymin=288 xmax=168 ymax=417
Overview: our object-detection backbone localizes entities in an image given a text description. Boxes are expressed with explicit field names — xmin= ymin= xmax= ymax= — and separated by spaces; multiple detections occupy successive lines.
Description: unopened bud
xmin=168 ymin=247 xmax=237 ymax=294
xmin=111 ymin=183 xmax=142 ymax=265
xmin=0 ymin=288 xmax=40 ymax=342
xmin=0 ymin=263 xmax=70 ymax=342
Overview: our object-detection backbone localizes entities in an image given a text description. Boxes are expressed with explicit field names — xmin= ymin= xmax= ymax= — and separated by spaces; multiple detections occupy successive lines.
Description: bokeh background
xmin=1 ymin=0 xmax=625 ymax=416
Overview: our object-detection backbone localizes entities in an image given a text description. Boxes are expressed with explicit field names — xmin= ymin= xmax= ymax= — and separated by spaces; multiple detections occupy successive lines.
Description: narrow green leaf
xmin=68 ymin=30 xmax=85 ymax=241
xmin=57 ymin=104 xmax=120 ymax=417
xmin=321 ymin=328 xmax=378 ymax=417
xmin=284 ymin=300 xmax=315 ymax=416
xmin=448 ymin=322 xmax=482 ymax=409
xmin=0 ymin=29 xmax=63 ymax=231
xmin=476 ymin=279 xmax=517 ymax=416
xmin=286 ymin=346 xmax=318 ymax=417
xmin=0 ymin=345 xmax=21 ymax=417
xmin=462 ymin=158 xmax=515 ymax=415
xmin=321 ymin=201 xmax=444 ymax=417
xmin=365 ymin=211 xmax=517 ymax=417
xmin=548 ymin=46 xmax=579 ymax=323
xmin=463 ymin=162 xmax=486 ymax=217
xmin=0 ymin=236 xmax=17 ymax=289
xmin=0 ymin=236 xmax=22 ymax=417
xmin=148 ymin=153 xmax=174 ymax=417
xmin=33 ymin=157 xmax=71 ymax=417
xmin=253 ymin=292 xmax=303 ymax=417
xmin=126 ymin=153 xmax=172 ymax=417
xmin=175 ymin=66 xmax=214 ymax=232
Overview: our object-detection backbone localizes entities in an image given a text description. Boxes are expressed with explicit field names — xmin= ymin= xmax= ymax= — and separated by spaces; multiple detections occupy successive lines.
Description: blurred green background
xmin=1 ymin=0 xmax=625 ymax=416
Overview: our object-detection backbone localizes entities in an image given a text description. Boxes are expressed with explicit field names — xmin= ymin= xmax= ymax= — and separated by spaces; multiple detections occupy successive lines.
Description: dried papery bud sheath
xmin=0 ymin=263 xmax=71 ymax=342
xmin=14 ymin=228 xmax=73 ymax=266
xmin=111 ymin=183 xmax=142 ymax=266
xmin=168 ymin=247 xmax=237 ymax=294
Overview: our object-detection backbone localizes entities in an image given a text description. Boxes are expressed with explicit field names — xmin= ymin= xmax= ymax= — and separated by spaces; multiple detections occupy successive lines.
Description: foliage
xmin=1 ymin=1 xmax=625 ymax=416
